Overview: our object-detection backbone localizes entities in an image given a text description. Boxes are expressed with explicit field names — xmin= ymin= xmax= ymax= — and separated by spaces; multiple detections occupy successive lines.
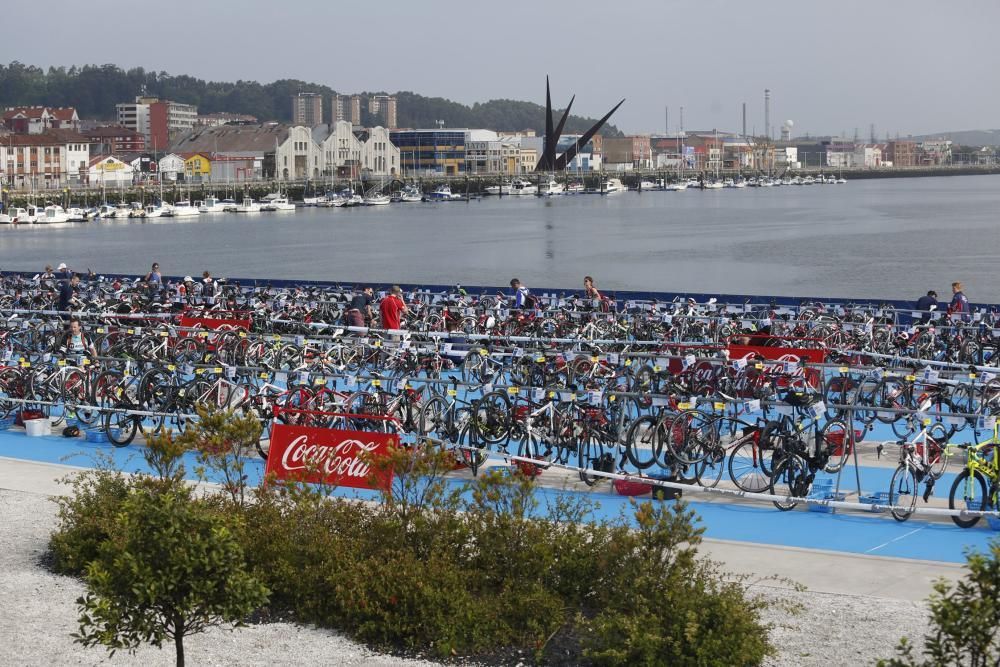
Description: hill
xmin=909 ymin=129 xmax=1000 ymax=146
xmin=0 ymin=61 xmax=622 ymax=136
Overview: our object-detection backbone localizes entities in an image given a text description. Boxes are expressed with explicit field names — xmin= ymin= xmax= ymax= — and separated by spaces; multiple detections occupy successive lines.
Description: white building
xmin=276 ymin=125 xmax=322 ymax=180
xmin=157 ymin=154 xmax=185 ymax=181
xmin=0 ymin=131 xmax=90 ymax=188
xmin=853 ymin=144 xmax=883 ymax=168
xmin=87 ymin=156 xmax=134 ymax=187
xmin=314 ymin=122 xmax=399 ymax=178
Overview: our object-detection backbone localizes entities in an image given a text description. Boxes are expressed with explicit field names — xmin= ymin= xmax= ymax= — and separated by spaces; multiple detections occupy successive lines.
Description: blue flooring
xmin=0 ymin=427 xmax=995 ymax=565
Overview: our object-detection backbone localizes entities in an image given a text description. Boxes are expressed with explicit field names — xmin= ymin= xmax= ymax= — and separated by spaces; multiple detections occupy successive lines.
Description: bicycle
xmin=948 ymin=425 xmax=1000 ymax=528
xmin=878 ymin=421 xmax=951 ymax=521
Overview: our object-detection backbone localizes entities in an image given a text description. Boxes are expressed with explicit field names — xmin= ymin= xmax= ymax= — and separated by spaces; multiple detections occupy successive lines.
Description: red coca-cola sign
xmin=265 ymin=423 xmax=395 ymax=491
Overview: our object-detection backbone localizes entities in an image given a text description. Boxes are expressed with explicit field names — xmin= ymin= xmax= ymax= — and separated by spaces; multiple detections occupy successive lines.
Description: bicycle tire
xmin=820 ymin=419 xmax=851 ymax=474
xmin=888 ymin=464 xmax=918 ymax=522
xmin=948 ymin=469 xmax=989 ymax=528
xmin=624 ymin=415 xmax=661 ymax=470
xmin=769 ymin=454 xmax=810 ymax=511
xmin=727 ymin=436 xmax=772 ymax=493
xmin=577 ymin=434 xmax=606 ymax=486
xmin=103 ymin=409 xmax=138 ymax=447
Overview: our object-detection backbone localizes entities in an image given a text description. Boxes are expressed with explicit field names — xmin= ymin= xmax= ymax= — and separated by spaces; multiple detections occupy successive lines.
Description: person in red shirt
xmin=379 ymin=285 xmax=409 ymax=331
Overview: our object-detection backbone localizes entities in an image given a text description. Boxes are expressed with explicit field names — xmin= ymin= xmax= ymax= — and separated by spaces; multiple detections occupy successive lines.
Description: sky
xmin=4 ymin=0 xmax=999 ymax=137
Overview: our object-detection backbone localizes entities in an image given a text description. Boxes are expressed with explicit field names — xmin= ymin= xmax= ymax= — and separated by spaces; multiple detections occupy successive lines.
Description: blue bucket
xmin=85 ymin=429 xmax=109 ymax=443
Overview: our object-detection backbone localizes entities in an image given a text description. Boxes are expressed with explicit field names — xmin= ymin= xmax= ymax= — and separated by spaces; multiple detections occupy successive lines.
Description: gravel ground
xmin=0 ymin=488 xmax=932 ymax=666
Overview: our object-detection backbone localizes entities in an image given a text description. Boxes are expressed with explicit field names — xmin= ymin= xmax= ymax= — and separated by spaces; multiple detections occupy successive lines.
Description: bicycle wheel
xmin=516 ymin=430 xmax=550 ymax=472
xmin=624 ymin=415 xmax=661 ymax=470
xmin=819 ymin=419 xmax=851 ymax=474
xmin=103 ymin=409 xmax=138 ymax=448
xmin=418 ymin=395 xmax=450 ymax=437
xmin=888 ymin=464 xmax=919 ymax=522
xmin=695 ymin=441 xmax=726 ymax=488
xmin=577 ymin=433 xmax=606 ymax=486
xmin=664 ymin=410 xmax=714 ymax=466
xmin=728 ymin=435 xmax=773 ymax=493
xmin=475 ymin=391 xmax=511 ymax=445
xmin=948 ymin=469 xmax=989 ymax=528
xmin=924 ymin=422 xmax=950 ymax=481
xmin=769 ymin=454 xmax=811 ymax=511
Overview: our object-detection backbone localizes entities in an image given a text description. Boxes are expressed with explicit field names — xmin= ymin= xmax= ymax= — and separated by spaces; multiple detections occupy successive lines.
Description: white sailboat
xmin=539 ymin=179 xmax=565 ymax=196
xmin=235 ymin=197 xmax=261 ymax=213
xmin=198 ymin=196 xmax=228 ymax=213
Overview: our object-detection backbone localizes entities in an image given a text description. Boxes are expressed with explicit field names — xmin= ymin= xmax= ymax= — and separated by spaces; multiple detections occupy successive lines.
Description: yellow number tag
xmin=199 ymin=332 xmax=209 ymax=338
xmin=754 ymin=363 xmax=764 ymax=370
xmin=970 ymin=373 xmax=978 ymax=379
xmin=922 ymin=418 xmax=931 ymax=426
xmin=548 ymin=391 xmax=557 ymax=398
xmin=591 ymin=356 xmax=600 ymax=363
xmin=314 ymin=378 xmax=326 ymax=386
xmin=19 ymin=361 xmax=29 ymax=368
xmin=273 ymin=334 xmax=281 ymax=341
xmin=480 ymin=348 xmax=489 ymax=356
xmin=447 ymin=389 xmax=457 ymax=396
xmin=374 ymin=340 xmax=382 ymax=348
xmin=239 ymin=332 xmax=247 ymax=338
xmin=507 ymin=386 xmax=519 ymax=395
xmin=713 ymin=402 xmax=725 ymax=411
xmin=678 ymin=402 xmax=693 ymax=410
xmin=259 ymin=372 xmax=269 ymax=379
xmin=160 ymin=331 xmax=169 ymax=337
xmin=167 ymin=364 xmax=175 ymax=371
xmin=127 ymin=329 xmax=134 ymax=335
xmin=213 ymin=367 xmax=223 ymax=373
xmin=653 ymin=365 xmax=661 ymax=372
xmin=609 ymin=395 xmax=616 ymax=402
xmin=195 ymin=368 xmax=205 ymax=375
xmin=372 ymin=379 xmax=381 ymax=387
xmin=535 ymin=356 xmax=546 ymax=363
xmin=82 ymin=358 xmax=90 ymax=366
xmin=905 ymin=375 xmax=916 ymax=381
xmin=624 ymin=359 xmax=632 ymax=367
xmin=838 ymin=366 xmax=849 ymax=373
xmin=57 ymin=359 xmax=66 ymax=366
xmin=96 ymin=328 xmax=105 ymax=334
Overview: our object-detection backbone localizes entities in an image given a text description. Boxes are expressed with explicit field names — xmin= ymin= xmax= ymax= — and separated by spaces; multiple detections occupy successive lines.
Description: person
xmin=55 ymin=262 xmax=71 ymax=281
xmin=948 ymin=282 xmax=970 ymax=322
xmin=40 ymin=265 xmax=54 ymax=283
xmin=178 ymin=276 xmax=194 ymax=305
xmin=510 ymin=278 xmax=535 ymax=310
xmin=379 ymin=285 xmax=409 ymax=331
xmin=144 ymin=262 xmax=162 ymax=287
xmin=915 ymin=290 xmax=938 ymax=324
xmin=59 ymin=317 xmax=97 ymax=358
xmin=58 ymin=273 xmax=80 ymax=315
xmin=584 ymin=275 xmax=610 ymax=312
xmin=201 ymin=271 xmax=215 ymax=304
xmin=345 ymin=286 xmax=374 ymax=328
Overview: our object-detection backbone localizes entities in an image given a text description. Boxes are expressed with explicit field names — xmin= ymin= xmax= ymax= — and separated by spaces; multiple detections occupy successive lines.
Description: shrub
xmin=50 ymin=463 xmax=131 ymax=575
xmin=74 ymin=484 xmax=268 ymax=667
xmin=879 ymin=539 xmax=1000 ymax=667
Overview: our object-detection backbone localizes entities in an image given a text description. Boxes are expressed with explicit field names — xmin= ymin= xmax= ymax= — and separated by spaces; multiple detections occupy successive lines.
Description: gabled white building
xmin=314 ymin=122 xmax=398 ymax=178
xmin=158 ymin=153 xmax=185 ymax=181
xmin=87 ymin=155 xmax=134 ymax=187
xmin=276 ymin=126 xmax=322 ymax=180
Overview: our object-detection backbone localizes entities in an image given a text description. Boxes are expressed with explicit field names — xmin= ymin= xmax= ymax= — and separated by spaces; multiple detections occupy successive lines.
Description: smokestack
xmin=742 ymin=102 xmax=747 ymax=138
xmin=764 ymin=89 xmax=771 ymax=140
xmin=680 ymin=106 xmax=684 ymax=133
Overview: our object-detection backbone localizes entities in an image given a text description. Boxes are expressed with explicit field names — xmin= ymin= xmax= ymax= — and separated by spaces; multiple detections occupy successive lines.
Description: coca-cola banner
xmin=264 ymin=424 xmax=396 ymax=491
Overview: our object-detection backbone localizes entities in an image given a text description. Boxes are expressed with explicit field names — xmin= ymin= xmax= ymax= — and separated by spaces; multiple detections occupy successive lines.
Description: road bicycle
xmin=878 ymin=422 xmax=951 ymax=521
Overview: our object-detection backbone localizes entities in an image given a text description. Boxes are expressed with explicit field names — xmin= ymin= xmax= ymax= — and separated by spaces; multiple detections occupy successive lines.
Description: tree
xmin=880 ymin=539 xmax=1000 ymax=667
xmin=74 ymin=485 xmax=268 ymax=667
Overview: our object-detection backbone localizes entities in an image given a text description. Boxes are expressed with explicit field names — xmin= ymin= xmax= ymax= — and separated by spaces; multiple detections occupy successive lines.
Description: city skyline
xmin=3 ymin=0 xmax=998 ymax=138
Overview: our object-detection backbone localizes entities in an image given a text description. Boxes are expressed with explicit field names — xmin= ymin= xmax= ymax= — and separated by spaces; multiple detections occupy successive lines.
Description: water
xmin=3 ymin=174 xmax=1000 ymax=301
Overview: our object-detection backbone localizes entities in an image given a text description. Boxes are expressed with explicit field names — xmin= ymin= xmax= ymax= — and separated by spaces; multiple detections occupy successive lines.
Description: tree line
xmin=0 ymin=62 xmax=622 ymax=136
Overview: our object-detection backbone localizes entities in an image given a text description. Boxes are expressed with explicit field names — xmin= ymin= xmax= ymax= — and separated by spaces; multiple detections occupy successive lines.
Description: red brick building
xmin=83 ymin=125 xmax=146 ymax=155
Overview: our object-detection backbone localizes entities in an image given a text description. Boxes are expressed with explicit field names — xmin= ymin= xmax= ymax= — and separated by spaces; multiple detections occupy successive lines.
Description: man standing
xmin=379 ymin=285 xmax=409 ymax=331
xmin=949 ymin=282 xmax=970 ymax=322
xmin=58 ymin=273 xmax=80 ymax=315
xmin=915 ymin=290 xmax=938 ymax=324
xmin=346 ymin=286 xmax=374 ymax=328
xmin=509 ymin=278 xmax=534 ymax=310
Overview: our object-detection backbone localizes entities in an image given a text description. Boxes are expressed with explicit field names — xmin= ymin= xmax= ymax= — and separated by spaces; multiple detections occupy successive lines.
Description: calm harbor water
xmin=2 ymin=174 xmax=999 ymax=301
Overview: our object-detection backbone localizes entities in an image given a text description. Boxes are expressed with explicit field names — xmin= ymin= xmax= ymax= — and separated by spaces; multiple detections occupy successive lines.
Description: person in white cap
xmin=56 ymin=263 xmax=71 ymax=281
xmin=177 ymin=276 xmax=194 ymax=305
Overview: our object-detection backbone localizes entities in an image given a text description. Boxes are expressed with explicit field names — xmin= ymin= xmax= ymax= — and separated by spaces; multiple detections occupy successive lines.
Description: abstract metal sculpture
xmin=535 ymin=77 xmax=625 ymax=172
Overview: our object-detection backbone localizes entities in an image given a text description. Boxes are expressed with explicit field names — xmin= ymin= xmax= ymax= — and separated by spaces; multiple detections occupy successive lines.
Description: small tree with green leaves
xmin=178 ymin=406 xmax=262 ymax=507
xmin=879 ymin=539 xmax=1000 ymax=667
xmin=74 ymin=484 xmax=268 ymax=667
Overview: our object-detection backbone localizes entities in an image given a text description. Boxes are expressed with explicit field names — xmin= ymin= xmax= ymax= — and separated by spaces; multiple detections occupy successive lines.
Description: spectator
xmin=56 ymin=262 xmax=71 ymax=282
xmin=144 ymin=262 xmax=162 ymax=287
xmin=379 ymin=285 xmax=409 ymax=331
xmin=202 ymin=271 xmax=215 ymax=304
xmin=58 ymin=273 xmax=80 ymax=315
xmin=948 ymin=282 xmax=970 ymax=322
xmin=345 ymin=286 xmax=374 ymax=328
xmin=915 ymin=290 xmax=938 ymax=324
xmin=509 ymin=278 xmax=536 ymax=310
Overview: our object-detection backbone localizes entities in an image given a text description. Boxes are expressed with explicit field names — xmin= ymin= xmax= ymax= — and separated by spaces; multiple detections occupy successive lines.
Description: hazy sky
xmin=5 ymin=0 xmax=998 ymax=137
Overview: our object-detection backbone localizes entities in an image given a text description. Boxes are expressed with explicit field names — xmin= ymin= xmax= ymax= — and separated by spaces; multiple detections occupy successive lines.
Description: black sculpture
xmin=535 ymin=77 xmax=625 ymax=172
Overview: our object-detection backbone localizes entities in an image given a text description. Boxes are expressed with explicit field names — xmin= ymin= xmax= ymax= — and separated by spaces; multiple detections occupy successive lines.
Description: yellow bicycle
xmin=948 ymin=425 xmax=1000 ymax=528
